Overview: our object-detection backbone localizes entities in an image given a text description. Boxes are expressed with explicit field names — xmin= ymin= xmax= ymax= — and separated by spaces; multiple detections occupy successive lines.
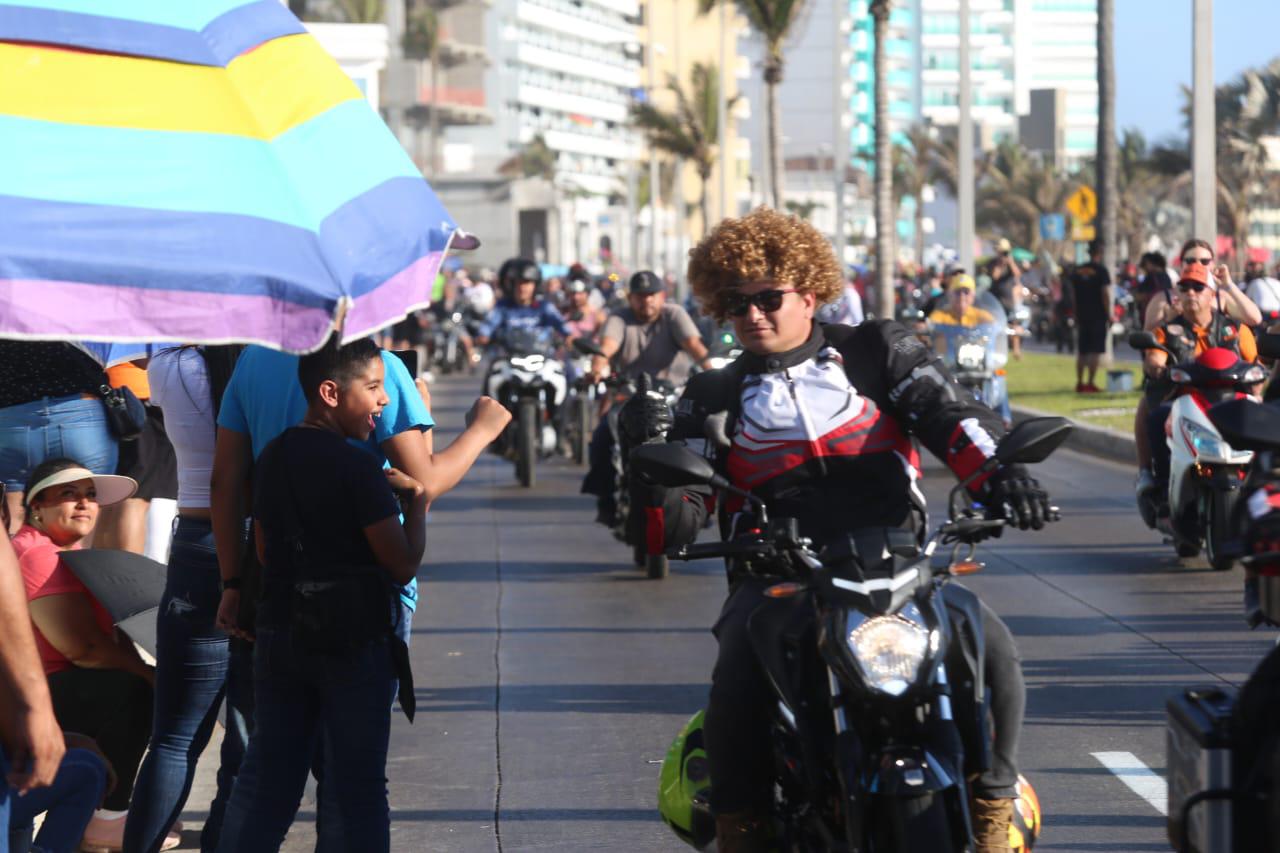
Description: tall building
xmin=844 ymin=0 xmax=1098 ymax=165
xmin=1015 ymin=0 xmax=1099 ymax=164
xmin=434 ymin=0 xmax=645 ymax=266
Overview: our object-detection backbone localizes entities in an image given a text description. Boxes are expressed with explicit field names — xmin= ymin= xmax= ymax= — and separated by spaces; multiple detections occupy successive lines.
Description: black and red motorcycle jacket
xmin=640 ymin=319 xmax=1008 ymax=554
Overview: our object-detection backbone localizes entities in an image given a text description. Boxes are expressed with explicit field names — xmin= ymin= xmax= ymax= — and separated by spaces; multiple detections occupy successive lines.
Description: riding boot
xmin=713 ymin=812 xmax=771 ymax=853
xmin=971 ymin=796 xmax=1014 ymax=853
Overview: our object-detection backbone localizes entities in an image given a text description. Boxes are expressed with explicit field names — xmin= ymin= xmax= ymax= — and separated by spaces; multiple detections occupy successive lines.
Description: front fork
xmin=830 ymin=666 xmax=972 ymax=851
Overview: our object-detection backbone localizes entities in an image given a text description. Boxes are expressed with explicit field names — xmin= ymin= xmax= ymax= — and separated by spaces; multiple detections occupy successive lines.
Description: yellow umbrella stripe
xmin=0 ymin=33 xmax=362 ymax=140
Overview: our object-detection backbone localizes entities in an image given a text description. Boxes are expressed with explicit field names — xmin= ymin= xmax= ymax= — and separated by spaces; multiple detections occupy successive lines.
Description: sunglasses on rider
xmin=725 ymin=288 xmax=798 ymax=317
xmin=1181 ymin=256 xmax=1213 ymax=266
xmin=1177 ymin=282 xmax=1209 ymax=294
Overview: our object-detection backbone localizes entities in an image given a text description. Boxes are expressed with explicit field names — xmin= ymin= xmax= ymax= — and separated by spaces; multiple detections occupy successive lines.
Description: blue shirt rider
xmin=476 ymin=260 xmax=571 ymax=345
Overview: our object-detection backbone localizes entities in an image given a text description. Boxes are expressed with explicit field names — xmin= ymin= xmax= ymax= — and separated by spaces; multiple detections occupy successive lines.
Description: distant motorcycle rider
xmin=624 ymin=208 xmax=1052 ymax=852
xmin=580 ymin=271 xmax=713 ymax=525
xmin=475 ymin=258 xmax=571 ymax=347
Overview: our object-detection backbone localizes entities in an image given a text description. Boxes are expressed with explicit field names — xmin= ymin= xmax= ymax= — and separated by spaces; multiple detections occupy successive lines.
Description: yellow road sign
xmin=1070 ymin=218 xmax=1096 ymax=242
xmin=1065 ymin=185 xmax=1097 ymax=223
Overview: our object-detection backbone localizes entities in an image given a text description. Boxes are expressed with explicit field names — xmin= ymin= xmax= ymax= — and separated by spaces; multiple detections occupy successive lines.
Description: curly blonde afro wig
xmin=687 ymin=206 xmax=843 ymax=321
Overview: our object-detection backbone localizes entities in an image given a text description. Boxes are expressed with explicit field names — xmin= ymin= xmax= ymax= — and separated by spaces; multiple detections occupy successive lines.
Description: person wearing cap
xmin=987 ymin=238 xmax=1023 ymax=355
xmin=1066 ymin=240 xmax=1113 ymax=393
xmin=580 ymin=271 xmax=713 ymax=525
xmin=927 ymin=273 xmax=996 ymax=341
xmin=586 ymin=271 xmax=713 ymax=386
xmin=1141 ymin=258 xmax=1260 ymax=513
xmin=11 ymin=458 xmax=167 ymax=850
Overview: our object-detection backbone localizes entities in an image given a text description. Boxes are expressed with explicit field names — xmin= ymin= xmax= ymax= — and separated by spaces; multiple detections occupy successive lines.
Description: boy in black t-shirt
xmin=216 ymin=337 xmax=427 ymax=853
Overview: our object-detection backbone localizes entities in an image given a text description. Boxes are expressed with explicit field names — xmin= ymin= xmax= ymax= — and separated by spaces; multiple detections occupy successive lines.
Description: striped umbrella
xmin=0 ymin=1 xmax=461 ymax=353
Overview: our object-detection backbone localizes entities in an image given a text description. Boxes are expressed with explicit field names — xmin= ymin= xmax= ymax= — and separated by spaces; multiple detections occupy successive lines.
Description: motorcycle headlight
xmin=957 ymin=342 xmax=987 ymax=369
xmin=1181 ymin=419 xmax=1232 ymax=460
xmin=510 ymin=355 xmax=545 ymax=372
xmin=847 ymin=615 xmax=930 ymax=696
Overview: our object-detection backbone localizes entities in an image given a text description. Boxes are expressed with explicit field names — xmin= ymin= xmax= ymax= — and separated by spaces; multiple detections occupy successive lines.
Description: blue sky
xmin=1116 ymin=0 xmax=1280 ymax=144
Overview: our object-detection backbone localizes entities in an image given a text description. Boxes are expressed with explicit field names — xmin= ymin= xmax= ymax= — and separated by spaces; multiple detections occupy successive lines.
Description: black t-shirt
xmin=0 ymin=342 xmax=104 ymax=409
xmin=253 ymin=427 xmax=400 ymax=622
xmin=1069 ymin=262 xmax=1112 ymax=327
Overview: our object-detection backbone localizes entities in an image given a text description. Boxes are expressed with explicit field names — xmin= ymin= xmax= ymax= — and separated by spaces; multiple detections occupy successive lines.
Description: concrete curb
xmin=1010 ymin=403 xmax=1135 ymax=466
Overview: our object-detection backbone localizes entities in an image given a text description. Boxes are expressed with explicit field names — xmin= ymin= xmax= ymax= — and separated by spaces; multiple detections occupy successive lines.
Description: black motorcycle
xmin=607 ymin=373 xmax=681 ymax=579
xmin=636 ymin=416 xmax=1071 ymax=850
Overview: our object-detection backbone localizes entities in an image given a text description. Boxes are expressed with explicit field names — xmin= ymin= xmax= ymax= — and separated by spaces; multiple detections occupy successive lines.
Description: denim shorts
xmin=0 ymin=394 xmax=118 ymax=489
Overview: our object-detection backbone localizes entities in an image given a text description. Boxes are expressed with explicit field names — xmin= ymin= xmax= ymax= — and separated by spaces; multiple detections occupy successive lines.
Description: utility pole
xmin=832 ymin=0 xmax=847 ymax=269
xmin=718 ymin=0 xmax=729 ymax=226
xmin=956 ymin=0 xmax=975 ymax=276
xmin=647 ymin=3 xmax=661 ymax=272
xmin=1191 ymin=0 xmax=1215 ymax=241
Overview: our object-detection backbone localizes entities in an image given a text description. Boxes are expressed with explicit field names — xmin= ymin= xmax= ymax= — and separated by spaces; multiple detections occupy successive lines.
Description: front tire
xmin=571 ymin=397 xmax=590 ymax=465
xmin=869 ymin=793 xmax=960 ymax=852
xmin=1206 ymin=488 xmax=1241 ymax=572
xmin=516 ymin=399 xmax=537 ymax=489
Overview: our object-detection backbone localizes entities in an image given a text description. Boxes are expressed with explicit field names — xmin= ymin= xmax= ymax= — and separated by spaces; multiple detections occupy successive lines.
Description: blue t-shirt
xmin=478 ymin=298 xmax=570 ymax=340
xmin=217 ymin=346 xmax=433 ymax=610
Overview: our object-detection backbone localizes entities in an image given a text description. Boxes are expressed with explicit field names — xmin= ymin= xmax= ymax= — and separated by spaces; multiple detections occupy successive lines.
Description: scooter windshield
xmin=931 ymin=291 xmax=1009 ymax=369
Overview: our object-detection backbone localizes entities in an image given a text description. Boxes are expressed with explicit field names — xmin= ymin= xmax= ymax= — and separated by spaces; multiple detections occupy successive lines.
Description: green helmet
xmin=657 ymin=710 xmax=716 ymax=849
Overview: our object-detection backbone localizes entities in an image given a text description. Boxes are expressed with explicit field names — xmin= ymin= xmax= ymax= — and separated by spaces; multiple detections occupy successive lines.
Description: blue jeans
xmin=2 ymin=745 xmax=108 ymax=853
xmin=0 ymin=395 xmax=117 ymax=490
xmin=214 ymin=629 xmax=396 ymax=853
xmin=124 ymin=519 xmax=253 ymax=853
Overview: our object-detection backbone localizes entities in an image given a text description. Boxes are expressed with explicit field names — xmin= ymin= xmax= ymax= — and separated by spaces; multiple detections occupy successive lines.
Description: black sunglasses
xmin=1182 ymin=256 xmax=1213 ymax=266
xmin=1177 ymin=282 xmax=1209 ymax=293
xmin=725 ymin=288 xmax=797 ymax=317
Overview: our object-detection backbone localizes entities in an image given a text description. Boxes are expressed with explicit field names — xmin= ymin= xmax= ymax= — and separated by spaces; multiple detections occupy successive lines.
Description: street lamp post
xmin=1191 ymin=0 xmax=1216 ymax=241
xmin=957 ymin=0 xmax=974 ymax=276
xmin=832 ymin=0 xmax=847 ymax=268
xmin=718 ymin=0 xmax=728 ymax=225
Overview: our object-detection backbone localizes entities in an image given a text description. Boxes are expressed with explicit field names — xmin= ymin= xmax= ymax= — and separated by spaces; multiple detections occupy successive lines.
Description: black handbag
xmin=97 ymin=382 xmax=146 ymax=441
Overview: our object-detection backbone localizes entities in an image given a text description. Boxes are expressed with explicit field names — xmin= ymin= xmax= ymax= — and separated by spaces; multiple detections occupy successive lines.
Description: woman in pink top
xmin=13 ymin=457 xmax=165 ymax=850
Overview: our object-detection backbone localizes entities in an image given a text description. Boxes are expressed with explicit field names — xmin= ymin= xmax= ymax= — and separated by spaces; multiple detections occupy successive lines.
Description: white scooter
xmin=1131 ymin=331 xmax=1265 ymax=570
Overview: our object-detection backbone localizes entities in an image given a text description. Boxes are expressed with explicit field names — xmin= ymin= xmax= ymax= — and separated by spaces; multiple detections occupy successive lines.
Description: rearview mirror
xmin=1257 ymin=331 xmax=1280 ymax=361
xmin=572 ymin=337 xmax=603 ymax=356
xmin=1208 ymin=398 xmax=1280 ymax=451
xmin=995 ymin=417 xmax=1073 ymax=465
xmin=630 ymin=443 xmax=720 ymax=488
xmin=1128 ymin=331 xmax=1159 ymax=351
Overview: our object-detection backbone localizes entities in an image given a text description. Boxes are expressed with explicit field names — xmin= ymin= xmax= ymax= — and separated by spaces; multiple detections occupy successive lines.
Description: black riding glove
xmin=984 ymin=464 xmax=1054 ymax=531
xmin=619 ymin=374 xmax=674 ymax=445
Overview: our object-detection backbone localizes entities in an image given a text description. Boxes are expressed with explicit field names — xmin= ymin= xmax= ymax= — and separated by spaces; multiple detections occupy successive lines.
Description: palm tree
xmin=498 ymin=135 xmax=556 ymax=182
xmin=785 ymin=199 xmax=825 ymax=220
xmin=402 ymin=2 xmax=441 ymax=173
xmin=631 ymin=63 xmax=740 ymax=236
xmin=976 ymin=140 xmax=1079 ymax=252
xmin=891 ymin=124 xmax=955 ymax=266
xmin=870 ymin=0 xmax=893 ymax=317
xmin=698 ymin=0 xmax=810 ymax=208
xmin=332 ymin=0 xmax=384 ymax=22
xmin=1154 ymin=61 xmax=1280 ymax=270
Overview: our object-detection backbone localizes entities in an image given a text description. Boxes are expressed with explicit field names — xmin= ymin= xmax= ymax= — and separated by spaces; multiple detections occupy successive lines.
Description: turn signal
xmin=994 ymin=368 xmax=1007 ymax=376
xmin=765 ymin=582 xmax=804 ymax=598
xmin=949 ymin=560 xmax=984 ymax=576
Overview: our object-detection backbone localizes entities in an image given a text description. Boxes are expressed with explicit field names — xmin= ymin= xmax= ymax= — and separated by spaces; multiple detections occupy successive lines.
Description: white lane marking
xmin=1091 ymin=751 xmax=1168 ymax=816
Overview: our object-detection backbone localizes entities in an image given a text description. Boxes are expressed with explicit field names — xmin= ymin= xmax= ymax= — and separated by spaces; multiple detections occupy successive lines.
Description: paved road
xmin=173 ymin=373 xmax=1274 ymax=851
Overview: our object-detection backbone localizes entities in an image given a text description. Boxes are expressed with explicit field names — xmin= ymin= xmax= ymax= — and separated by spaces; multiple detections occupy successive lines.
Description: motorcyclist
xmin=622 ymin=208 xmax=1051 ymax=853
xmin=1139 ymin=259 xmax=1259 ymax=518
xmin=1134 ymin=239 xmax=1261 ymax=500
xmin=580 ymin=271 xmax=713 ymax=525
xmin=927 ymin=272 xmax=995 ymax=347
xmin=475 ymin=258 xmax=572 ymax=347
